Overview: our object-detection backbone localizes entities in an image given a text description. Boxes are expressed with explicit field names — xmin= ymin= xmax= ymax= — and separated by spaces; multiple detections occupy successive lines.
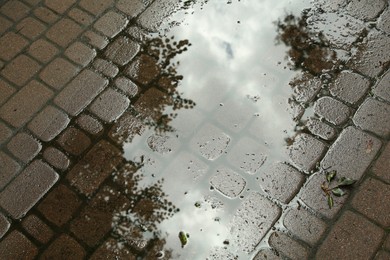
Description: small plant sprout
xmin=321 ymin=170 xmax=356 ymax=209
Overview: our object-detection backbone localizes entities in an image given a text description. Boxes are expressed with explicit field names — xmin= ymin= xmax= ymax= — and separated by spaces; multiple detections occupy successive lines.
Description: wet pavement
xmin=0 ymin=0 xmax=389 ymax=259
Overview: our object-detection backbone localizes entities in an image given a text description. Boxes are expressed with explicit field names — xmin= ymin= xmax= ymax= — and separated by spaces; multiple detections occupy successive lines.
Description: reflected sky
xmin=122 ymin=0 xmax=313 ymax=258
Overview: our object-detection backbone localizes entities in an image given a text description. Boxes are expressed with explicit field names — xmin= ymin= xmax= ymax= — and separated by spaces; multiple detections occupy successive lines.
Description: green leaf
xmin=327 ymin=195 xmax=334 ymax=209
xmin=337 ymin=177 xmax=356 ymax=187
xmin=326 ymin=171 xmax=337 ymax=183
xmin=331 ymin=187 xmax=345 ymax=197
xmin=179 ymin=231 xmax=188 ymax=247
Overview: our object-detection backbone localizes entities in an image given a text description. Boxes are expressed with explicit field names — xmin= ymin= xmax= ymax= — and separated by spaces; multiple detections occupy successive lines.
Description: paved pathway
xmin=0 ymin=0 xmax=389 ymax=259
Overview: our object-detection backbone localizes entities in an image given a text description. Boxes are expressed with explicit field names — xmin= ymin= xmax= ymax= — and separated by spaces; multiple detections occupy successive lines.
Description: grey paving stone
xmin=116 ymin=0 xmax=147 ymax=17
xmin=89 ymin=88 xmax=130 ymax=123
xmin=76 ymin=114 xmax=103 ymax=136
xmin=137 ymin=0 xmax=179 ymax=31
xmin=258 ymin=163 xmax=305 ymax=203
xmin=210 ymin=167 xmax=246 ymax=198
xmin=321 ymin=126 xmax=381 ymax=180
xmin=300 ymin=172 xmax=349 ymax=219
xmin=269 ymin=232 xmax=309 ymax=260
xmin=288 ymin=133 xmax=327 ymax=173
xmin=0 ymin=212 xmax=10 ymax=239
xmin=314 ymin=96 xmax=351 ymax=125
xmin=373 ymin=69 xmax=390 ymax=102
xmin=0 ymin=230 xmax=37 ymax=259
xmin=290 ymin=72 xmax=322 ymax=104
xmin=114 ymin=76 xmax=139 ymax=97
xmin=307 ymin=118 xmax=337 ymax=140
xmin=372 ymin=142 xmax=390 ymax=183
xmin=346 ymin=0 xmax=386 ymax=21
xmin=94 ymin=11 xmax=128 ymax=38
xmin=43 ymin=147 xmax=70 ymax=171
xmin=64 ymin=41 xmax=96 ymax=66
xmin=0 ymin=151 xmax=21 ymax=190
xmin=377 ymin=7 xmax=390 ymax=35
xmin=351 ymin=177 xmax=390 ymax=227
xmin=229 ymin=192 xmax=281 ymax=253
xmin=226 ymin=137 xmax=267 ymax=175
xmin=329 ymin=71 xmax=370 ymax=104
xmin=283 ymin=208 xmax=327 ymax=245
xmin=104 ymin=36 xmax=140 ymax=66
xmin=28 ymin=106 xmax=70 ymax=142
xmin=353 ymin=98 xmax=390 ymax=138
xmin=316 ymin=211 xmax=385 ymax=259
xmin=0 ymin=160 xmax=59 ymax=219
xmin=92 ymin=58 xmax=119 ymax=78
xmin=7 ymin=132 xmax=41 ymax=163
xmin=54 ymin=69 xmax=108 ymax=116
xmin=349 ymin=31 xmax=390 ymax=77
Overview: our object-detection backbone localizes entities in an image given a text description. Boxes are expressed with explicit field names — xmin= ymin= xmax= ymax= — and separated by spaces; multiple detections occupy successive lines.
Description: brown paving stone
xmin=28 ymin=38 xmax=59 ymax=63
xmin=28 ymin=106 xmax=70 ymax=142
xmin=321 ymin=126 xmax=382 ymax=180
xmin=68 ymin=7 xmax=94 ymax=26
xmin=40 ymin=234 xmax=86 ymax=259
xmin=54 ymin=69 xmax=108 ymax=116
xmin=283 ymin=208 xmax=327 ymax=245
xmin=57 ymin=127 xmax=91 ymax=156
xmin=90 ymin=238 xmax=136 ymax=260
xmin=16 ymin=17 xmax=47 ymax=40
xmin=115 ymin=76 xmax=139 ymax=97
xmin=108 ymin=112 xmax=145 ymax=144
xmin=43 ymin=147 xmax=70 ymax=171
xmin=105 ymin=36 xmax=140 ymax=66
xmin=269 ymin=232 xmax=309 ymax=260
xmin=372 ymin=142 xmax=390 ymax=183
xmin=0 ymin=79 xmax=15 ymax=106
xmin=7 ymin=132 xmax=41 ymax=163
xmin=89 ymin=88 xmax=130 ymax=123
xmin=253 ymin=248 xmax=282 ymax=260
xmin=44 ymin=0 xmax=76 ymax=14
xmin=384 ymin=235 xmax=390 ymax=250
xmin=0 ymin=32 xmax=29 ymax=61
xmin=38 ymin=184 xmax=82 ymax=227
xmin=21 ymin=214 xmax=54 ymax=244
xmin=314 ymin=96 xmax=351 ymax=126
xmin=351 ymin=177 xmax=390 ymax=227
xmin=375 ymin=251 xmax=390 ymax=260
xmin=46 ymin=18 xmax=82 ymax=47
xmin=65 ymin=41 xmax=96 ymax=66
xmin=0 ymin=0 xmax=30 ymax=22
xmin=94 ymin=11 xmax=128 ymax=38
xmin=0 ymin=160 xmax=58 ymax=219
xmin=0 ymin=230 xmax=37 ymax=259
xmin=0 ymin=122 xmax=12 ymax=145
xmin=22 ymin=0 xmax=42 ymax=5
xmin=0 ymin=80 xmax=53 ymax=128
xmin=76 ymin=114 xmax=104 ymax=136
xmin=258 ymin=163 xmax=305 ymax=204
xmin=353 ymin=98 xmax=390 ymax=138
xmin=34 ymin=6 xmax=59 ymax=24
xmin=316 ymin=210 xmax=385 ymax=259
xmin=0 ymin=212 xmax=10 ymax=239
xmin=65 ymin=42 xmax=96 ymax=66
xmin=92 ymin=58 xmax=119 ymax=78
xmin=67 ymin=140 xmax=122 ymax=196
xmin=116 ymin=0 xmax=148 ymax=17
xmin=40 ymin=58 xmax=79 ymax=90
xmin=79 ymin=0 xmax=114 ymax=15
xmin=126 ymin=54 xmax=160 ymax=85
xmin=82 ymin=30 xmax=109 ymax=49
xmin=0 ymin=16 xmax=12 ymax=34
xmin=288 ymin=133 xmax=327 ymax=173
xmin=134 ymin=87 xmax=169 ymax=120
xmin=0 ymin=151 xmax=20 ymax=190
xmin=1 ymin=55 xmax=41 ymax=87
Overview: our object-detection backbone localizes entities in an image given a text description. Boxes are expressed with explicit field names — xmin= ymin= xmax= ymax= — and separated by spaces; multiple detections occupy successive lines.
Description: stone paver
xmin=94 ymin=11 xmax=128 ymax=38
xmin=28 ymin=106 xmax=70 ymax=142
xmin=92 ymin=58 xmax=119 ymax=78
xmin=314 ymin=96 xmax=351 ymax=125
xmin=64 ymin=41 xmax=96 ymax=66
xmin=40 ymin=234 xmax=86 ymax=259
xmin=126 ymin=54 xmax=160 ymax=85
xmin=82 ymin=30 xmax=109 ymax=49
xmin=0 ymin=160 xmax=58 ymax=219
xmin=351 ymin=177 xmax=390 ymax=227
xmin=57 ymin=127 xmax=91 ymax=156
xmin=0 ymin=230 xmax=37 ymax=259
xmin=104 ymin=36 xmax=140 ymax=66
xmin=353 ymin=98 xmax=390 ymax=138
xmin=15 ymin=17 xmax=46 ymax=40
xmin=44 ymin=0 xmax=76 ymax=14
xmin=269 ymin=232 xmax=309 ymax=260
xmin=288 ymin=133 xmax=327 ymax=173
xmin=258 ymin=163 xmax=304 ymax=203
xmin=375 ymin=251 xmax=390 ymax=260
xmin=76 ymin=114 xmax=104 ymax=136
xmin=210 ymin=167 xmax=246 ymax=198
xmin=34 ymin=6 xmax=59 ymax=24
xmin=372 ymin=142 xmax=390 ymax=183
xmin=0 ymin=32 xmax=28 ymax=61
xmin=79 ymin=0 xmax=114 ymax=15
xmin=0 ymin=79 xmax=15 ymax=106
xmin=40 ymin=58 xmax=80 ymax=90
xmin=346 ymin=0 xmax=386 ymax=21
xmin=377 ymin=7 xmax=390 ymax=35
xmin=306 ymin=118 xmax=337 ymax=140
xmin=54 ymin=69 xmax=108 ymax=116
xmin=68 ymin=7 xmax=94 ymax=26
xmin=1 ymin=55 xmax=41 ymax=87
xmin=316 ymin=211 xmax=385 ymax=259
xmin=0 ymin=0 xmax=30 ymax=22
xmin=21 ymin=214 xmax=54 ymax=244
xmin=0 ymin=152 xmax=20 ymax=190
xmin=115 ymin=76 xmax=139 ymax=97
xmin=0 ymin=80 xmax=53 ymax=127
xmin=46 ymin=18 xmax=82 ymax=47
xmin=0 ymin=122 xmax=12 ymax=145
xmin=43 ymin=147 xmax=70 ymax=171
xmin=0 ymin=213 xmax=10 ymax=239
xmin=28 ymin=39 xmax=59 ymax=63
xmin=373 ymin=69 xmax=390 ymax=103
xmin=7 ymin=132 xmax=41 ymax=163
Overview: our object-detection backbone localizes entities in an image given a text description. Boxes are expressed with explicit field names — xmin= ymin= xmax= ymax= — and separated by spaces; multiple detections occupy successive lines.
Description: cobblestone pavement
xmin=0 ymin=0 xmax=389 ymax=259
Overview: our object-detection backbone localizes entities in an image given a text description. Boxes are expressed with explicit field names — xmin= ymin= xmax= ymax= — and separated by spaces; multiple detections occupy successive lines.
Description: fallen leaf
xmin=331 ymin=187 xmax=345 ymax=197
xmin=326 ymin=170 xmax=337 ymax=183
xmin=327 ymin=195 xmax=334 ymax=209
